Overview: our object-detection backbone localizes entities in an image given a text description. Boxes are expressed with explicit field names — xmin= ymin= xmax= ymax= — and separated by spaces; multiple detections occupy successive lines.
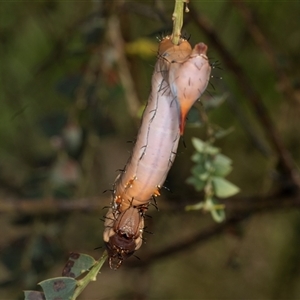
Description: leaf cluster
xmin=186 ymin=137 xmax=240 ymax=222
xmin=24 ymin=252 xmax=107 ymax=300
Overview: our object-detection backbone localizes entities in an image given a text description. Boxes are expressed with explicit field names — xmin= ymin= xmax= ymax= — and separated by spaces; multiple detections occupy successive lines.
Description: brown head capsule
xmin=103 ymin=207 xmax=144 ymax=270
xmin=105 ymin=233 xmax=137 ymax=270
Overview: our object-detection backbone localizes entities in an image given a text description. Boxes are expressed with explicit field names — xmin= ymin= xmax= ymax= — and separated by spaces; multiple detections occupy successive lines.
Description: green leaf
xmin=39 ymin=277 xmax=77 ymax=300
xmin=191 ymin=152 xmax=204 ymax=163
xmin=198 ymin=172 xmax=210 ymax=181
xmin=204 ymin=160 xmax=213 ymax=172
xmin=210 ymin=198 xmax=226 ymax=222
xmin=191 ymin=163 xmax=211 ymax=180
xmin=191 ymin=137 xmax=205 ymax=152
xmin=62 ymin=253 xmax=96 ymax=278
xmin=191 ymin=164 xmax=206 ymax=176
xmin=212 ymin=154 xmax=232 ymax=177
xmin=191 ymin=137 xmax=219 ymax=155
xmin=206 ymin=145 xmax=220 ymax=155
xmin=23 ymin=253 xmax=108 ymax=300
xmin=72 ymin=252 xmax=108 ymax=299
xmin=212 ymin=177 xmax=240 ymax=198
xmin=186 ymin=176 xmax=206 ymax=191
xmin=215 ymin=153 xmax=232 ymax=165
xmin=24 ymin=291 xmax=45 ymax=300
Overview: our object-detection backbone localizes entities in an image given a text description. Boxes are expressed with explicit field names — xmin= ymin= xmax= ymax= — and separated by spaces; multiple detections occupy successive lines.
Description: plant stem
xmin=171 ymin=0 xmax=189 ymax=45
xmin=72 ymin=251 xmax=108 ymax=300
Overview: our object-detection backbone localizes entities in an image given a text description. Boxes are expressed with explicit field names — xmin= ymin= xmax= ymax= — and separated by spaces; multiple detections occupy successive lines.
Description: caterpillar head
xmin=105 ymin=234 xmax=136 ymax=270
xmin=103 ymin=207 xmax=144 ymax=270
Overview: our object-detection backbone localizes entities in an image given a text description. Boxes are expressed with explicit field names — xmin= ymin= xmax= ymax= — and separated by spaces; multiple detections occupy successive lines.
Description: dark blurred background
xmin=1 ymin=1 xmax=300 ymax=299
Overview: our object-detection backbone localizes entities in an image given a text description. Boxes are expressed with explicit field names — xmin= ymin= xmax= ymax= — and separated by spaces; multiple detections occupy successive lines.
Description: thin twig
xmin=225 ymin=90 xmax=271 ymax=157
xmin=107 ymin=15 xmax=141 ymax=121
xmin=122 ymin=2 xmax=168 ymax=24
xmin=0 ymin=197 xmax=104 ymax=215
xmin=2 ymin=189 xmax=300 ymax=216
xmin=128 ymin=191 xmax=300 ymax=267
xmin=231 ymin=0 xmax=300 ymax=105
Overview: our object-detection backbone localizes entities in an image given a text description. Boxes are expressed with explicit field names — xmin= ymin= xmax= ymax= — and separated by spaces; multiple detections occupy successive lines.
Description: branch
xmin=2 ymin=189 xmax=300 ymax=217
xmin=231 ymin=0 xmax=300 ymax=105
xmin=0 ymin=197 xmax=104 ymax=215
xmin=3 ymin=190 xmax=300 ymax=268
xmin=122 ymin=2 xmax=168 ymax=24
xmin=127 ymin=190 xmax=300 ymax=268
xmin=107 ymin=15 xmax=141 ymax=121
xmin=225 ymin=92 xmax=271 ymax=157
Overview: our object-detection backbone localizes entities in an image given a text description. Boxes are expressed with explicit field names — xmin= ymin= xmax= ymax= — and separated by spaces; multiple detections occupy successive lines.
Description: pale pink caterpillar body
xmin=112 ymin=53 xmax=181 ymax=212
xmin=103 ymin=35 xmax=211 ymax=268
xmin=112 ymin=36 xmax=211 ymax=211
xmin=159 ymin=37 xmax=211 ymax=134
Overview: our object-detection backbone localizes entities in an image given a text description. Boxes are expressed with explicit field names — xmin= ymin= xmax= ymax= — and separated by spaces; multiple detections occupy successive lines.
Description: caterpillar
xmin=103 ymin=35 xmax=211 ymax=269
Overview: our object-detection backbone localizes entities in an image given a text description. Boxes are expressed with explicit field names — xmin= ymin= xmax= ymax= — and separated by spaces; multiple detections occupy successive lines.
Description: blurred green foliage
xmin=0 ymin=1 xmax=300 ymax=299
xmin=186 ymin=137 xmax=239 ymax=222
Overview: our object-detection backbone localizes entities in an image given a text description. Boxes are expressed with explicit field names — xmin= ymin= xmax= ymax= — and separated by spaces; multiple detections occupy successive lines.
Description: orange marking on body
xmin=179 ymin=102 xmax=190 ymax=135
xmin=153 ymin=188 xmax=161 ymax=197
xmin=124 ymin=177 xmax=136 ymax=189
xmin=115 ymin=195 xmax=122 ymax=205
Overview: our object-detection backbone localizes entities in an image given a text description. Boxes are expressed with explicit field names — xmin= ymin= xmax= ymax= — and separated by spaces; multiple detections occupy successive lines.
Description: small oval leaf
xmin=191 ymin=137 xmax=205 ymax=152
xmin=212 ymin=154 xmax=232 ymax=177
xmin=212 ymin=177 xmax=240 ymax=198
xmin=24 ymin=291 xmax=45 ymax=300
xmin=62 ymin=252 xmax=96 ymax=278
xmin=39 ymin=277 xmax=77 ymax=300
xmin=186 ymin=176 xmax=206 ymax=191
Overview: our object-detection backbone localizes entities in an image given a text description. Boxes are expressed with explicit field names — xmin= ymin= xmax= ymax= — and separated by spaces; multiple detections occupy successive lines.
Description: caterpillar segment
xmin=158 ymin=36 xmax=212 ymax=134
